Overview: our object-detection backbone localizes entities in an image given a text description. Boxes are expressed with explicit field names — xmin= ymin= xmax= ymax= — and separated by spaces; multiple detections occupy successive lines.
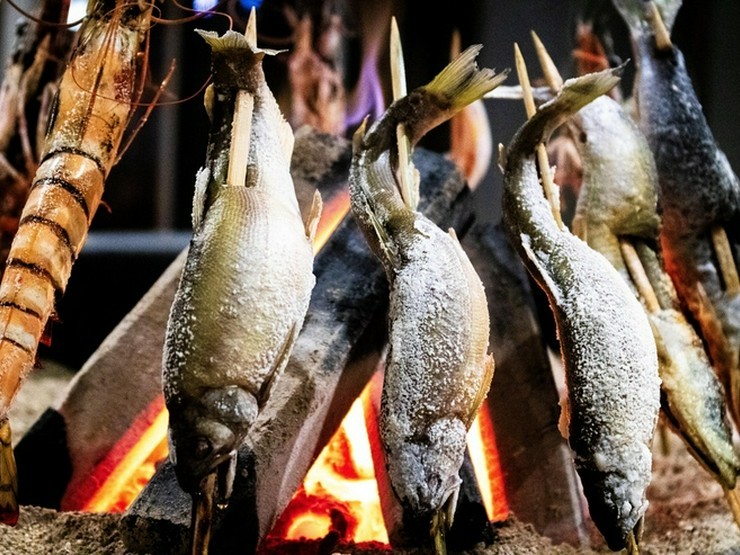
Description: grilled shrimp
xmin=162 ymin=12 xmax=320 ymax=552
xmin=612 ymin=0 xmax=740 ymax=426
xmin=501 ymin=68 xmax=661 ymax=551
xmin=0 ymin=0 xmax=151 ymax=525
xmin=349 ymin=33 xmax=503 ymax=553
xmin=0 ymin=0 xmax=72 ymax=272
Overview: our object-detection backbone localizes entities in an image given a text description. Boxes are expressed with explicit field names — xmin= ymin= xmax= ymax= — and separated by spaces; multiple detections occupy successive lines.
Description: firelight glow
xmin=271 ymin=388 xmax=389 ymax=544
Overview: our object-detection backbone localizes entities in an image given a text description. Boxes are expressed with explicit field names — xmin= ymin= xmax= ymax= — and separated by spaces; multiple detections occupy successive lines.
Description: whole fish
xmin=612 ymin=0 xmax=740 ymax=426
xmin=162 ymin=13 xmax=321 ymax=548
xmin=349 ymin=43 xmax=503 ymax=551
xmin=562 ymin=72 xmax=740 ymax=501
xmin=501 ymin=69 xmax=661 ymax=551
xmin=0 ymin=0 xmax=150 ymax=525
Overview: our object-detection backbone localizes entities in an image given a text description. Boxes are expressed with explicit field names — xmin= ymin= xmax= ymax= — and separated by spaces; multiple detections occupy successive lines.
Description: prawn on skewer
xmin=0 ymin=0 xmax=152 ymax=525
xmin=349 ymin=20 xmax=504 ymax=554
xmin=0 ymin=0 xmax=73 ymax=273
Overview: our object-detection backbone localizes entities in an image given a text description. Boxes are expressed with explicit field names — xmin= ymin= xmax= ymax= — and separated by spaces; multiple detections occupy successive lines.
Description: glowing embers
xmin=468 ymin=405 xmax=509 ymax=522
xmin=62 ymin=397 xmax=169 ymax=512
xmin=269 ymin=389 xmax=388 ymax=544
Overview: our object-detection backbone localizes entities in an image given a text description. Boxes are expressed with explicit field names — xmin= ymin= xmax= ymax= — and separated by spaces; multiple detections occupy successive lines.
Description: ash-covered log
xmin=120 ymin=141 xmax=475 ymax=553
xmin=462 ymin=222 xmax=588 ymax=546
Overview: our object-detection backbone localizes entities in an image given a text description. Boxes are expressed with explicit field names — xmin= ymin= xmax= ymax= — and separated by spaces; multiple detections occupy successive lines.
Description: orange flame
xmin=62 ymin=396 xmax=169 ymax=512
xmin=268 ymin=388 xmax=388 ymax=544
xmin=69 ymin=185 xmax=509 ymax=544
xmin=469 ymin=404 xmax=509 ymax=522
xmin=69 ymin=188 xmax=351 ymax=513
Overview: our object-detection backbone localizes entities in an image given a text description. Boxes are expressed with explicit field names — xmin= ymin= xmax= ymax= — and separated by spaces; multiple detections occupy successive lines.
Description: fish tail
xmin=400 ymin=46 xmax=508 ymax=147
xmin=507 ymin=68 xmax=622 ymax=162
xmin=426 ymin=46 xmax=508 ymax=115
xmin=0 ymin=419 xmax=18 ymax=526
xmin=197 ymin=10 xmax=284 ymax=92
xmin=612 ymin=0 xmax=682 ymax=37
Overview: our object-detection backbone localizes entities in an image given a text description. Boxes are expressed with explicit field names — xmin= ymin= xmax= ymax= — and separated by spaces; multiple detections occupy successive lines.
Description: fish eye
xmin=193 ymin=437 xmax=213 ymax=459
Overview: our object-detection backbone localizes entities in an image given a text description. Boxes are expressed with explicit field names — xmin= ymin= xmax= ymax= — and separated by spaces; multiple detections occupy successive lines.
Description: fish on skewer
xmin=501 ymin=55 xmax=660 ymax=552
xmin=0 ymin=0 xmax=152 ymax=525
xmin=348 ymin=20 xmax=503 ymax=554
xmin=612 ymin=0 xmax=740 ymax=426
xmin=532 ymin=33 xmax=740 ymax=523
xmin=162 ymin=11 xmax=321 ymax=554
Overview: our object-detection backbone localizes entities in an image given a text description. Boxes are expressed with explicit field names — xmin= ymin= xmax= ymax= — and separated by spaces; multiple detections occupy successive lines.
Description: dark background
xmin=0 ymin=0 xmax=736 ymax=369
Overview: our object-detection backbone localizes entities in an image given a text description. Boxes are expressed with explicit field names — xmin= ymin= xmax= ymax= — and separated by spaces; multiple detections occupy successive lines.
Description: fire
xmin=68 ymin=183 xmax=508 ymax=544
xmin=312 ymin=188 xmax=351 ymax=254
xmin=268 ymin=388 xmax=388 ymax=544
xmin=62 ymin=396 xmax=169 ymax=512
xmin=468 ymin=405 xmax=509 ymax=522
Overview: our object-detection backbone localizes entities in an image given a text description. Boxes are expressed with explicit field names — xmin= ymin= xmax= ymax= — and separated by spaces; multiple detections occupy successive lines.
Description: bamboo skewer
xmin=711 ymin=226 xmax=740 ymax=295
xmin=390 ymin=17 xmax=416 ymax=209
xmin=513 ymin=43 xmax=563 ymax=230
xmin=647 ymin=1 xmax=673 ymax=52
xmin=621 ymin=241 xmax=662 ymax=314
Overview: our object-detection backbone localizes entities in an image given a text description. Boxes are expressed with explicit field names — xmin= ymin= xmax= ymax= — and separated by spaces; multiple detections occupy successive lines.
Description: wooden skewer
xmin=245 ymin=7 xmax=258 ymax=49
xmin=723 ymin=486 xmax=740 ymax=529
xmin=531 ymin=30 xmax=563 ymax=92
xmin=620 ymin=240 xmax=662 ymax=314
xmin=647 ymin=1 xmax=673 ymax=52
xmin=513 ymin=43 xmax=563 ymax=230
xmin=389 ymin=16 xmax=416 ymax=209
xmin=711 ymin=226 xmax=740 ymax=295
xmin=626 ymin=529 xmax=640 ymax=555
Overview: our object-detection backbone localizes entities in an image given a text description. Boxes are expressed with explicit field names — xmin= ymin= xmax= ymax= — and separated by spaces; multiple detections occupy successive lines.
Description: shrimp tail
xmin=0 ymin=419 xmax=17 ymax=526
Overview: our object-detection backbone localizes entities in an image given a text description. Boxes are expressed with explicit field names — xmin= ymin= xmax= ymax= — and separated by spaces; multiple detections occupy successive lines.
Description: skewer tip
xmin=531 ymin=30 xmax=564 ymax=92
xmin=647 ymin=2 xmax=672 ymax=51
xmin=389 ymin=16 xmax=407 ymax=102
xmin=245 ymin=7 xmax=257 ymax=48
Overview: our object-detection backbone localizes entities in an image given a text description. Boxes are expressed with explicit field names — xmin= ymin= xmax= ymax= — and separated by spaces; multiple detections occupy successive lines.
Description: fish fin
xmin=197 ymin=10 xmax=284 ymax=59
xmin=425 ymin=46 xmax=509 ymax=115
xmin=507 ymin=67 xmax=622 ymax=165
xmin=278 ymin=118 xmax=295 ymax=164
xmin=257 ymin=322 xmax=299 ymax=405
xmin=204 ymin=84 xmax=215 ymax=122
xmin=723 ymin=487 xmax=740 ymax=529
xmin=0 ymin=420 xmax=18 ymax=526
xmin=305 ymin=189 xmax=323 ymax=242
xmin=468 ymin=354 xmax=494 ymax=428
xmin=192 ymin=166 xmax=210 ymax=229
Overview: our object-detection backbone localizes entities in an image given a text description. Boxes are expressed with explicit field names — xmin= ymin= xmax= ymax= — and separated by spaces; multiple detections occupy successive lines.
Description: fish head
xmin=168 ymin=386 xmax=258 ymax=497
xmin=385 ymin=417 xmax=466 ymax=524
xmin=576 ymin=445 xmax=651 ymax=551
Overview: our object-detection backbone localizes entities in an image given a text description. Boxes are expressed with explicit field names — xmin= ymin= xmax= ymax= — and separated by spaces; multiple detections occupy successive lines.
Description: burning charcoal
xmin=121 ymin=144 xmax=475 ymax=553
